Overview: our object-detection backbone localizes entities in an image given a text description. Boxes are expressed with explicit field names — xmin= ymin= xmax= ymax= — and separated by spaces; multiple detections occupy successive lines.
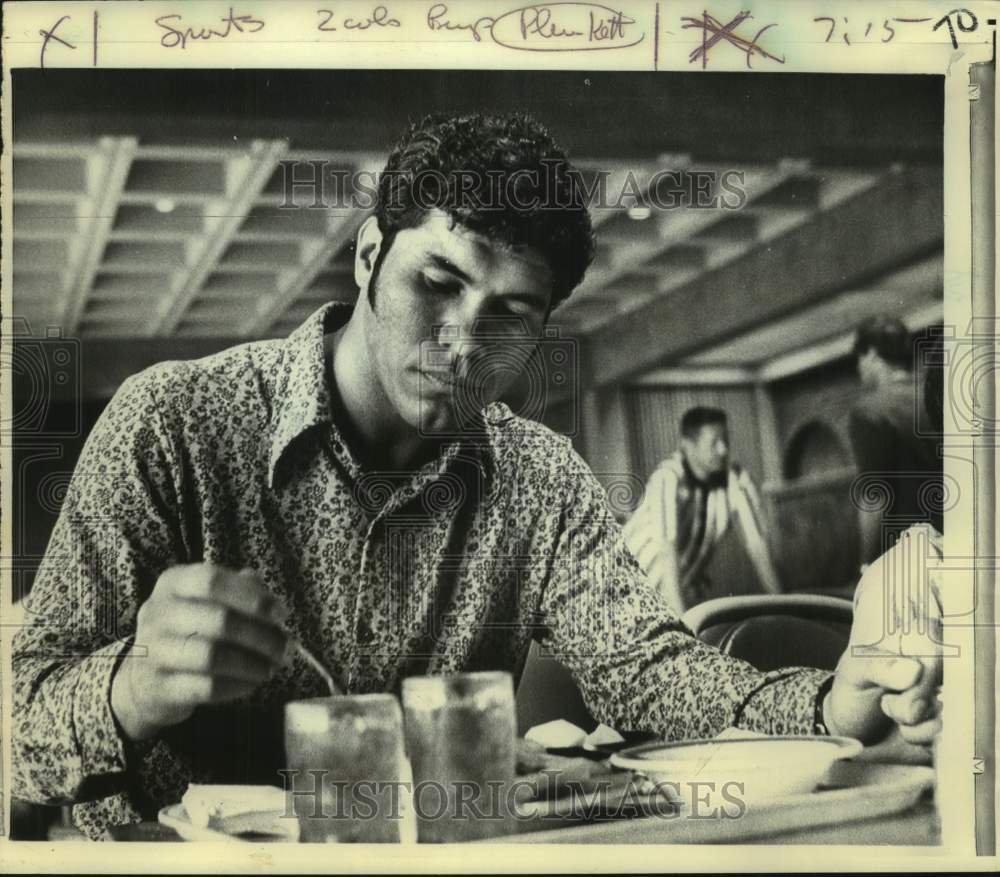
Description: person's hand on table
xmin=111 ymin=564 xmax=288 ymax=743
xmin=823 ymin=537 xmax=943 ymax=759
xmin=823 ymin=648 xmax=941 ymax=762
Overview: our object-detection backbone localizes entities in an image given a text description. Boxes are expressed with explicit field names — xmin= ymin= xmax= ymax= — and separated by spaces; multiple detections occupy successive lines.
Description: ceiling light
xmin=154 ymin=198 xmax=176 ymax=213
xmin=627 ymin=205 xmax=651 ymax=221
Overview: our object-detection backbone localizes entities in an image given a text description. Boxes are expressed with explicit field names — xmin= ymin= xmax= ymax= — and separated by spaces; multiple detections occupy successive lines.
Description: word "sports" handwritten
xmin=156 ymin=7 xmax=265 ymax=49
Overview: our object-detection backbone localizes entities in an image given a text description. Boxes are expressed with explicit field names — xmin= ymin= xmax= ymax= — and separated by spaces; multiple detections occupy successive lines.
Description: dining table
xmin=107 ymin=799 xmax=937 ymax=845
xmin=107 ymin=759 xmax=939 ymax=846
xmin=109 ymin=799 xmax=937 ymax=845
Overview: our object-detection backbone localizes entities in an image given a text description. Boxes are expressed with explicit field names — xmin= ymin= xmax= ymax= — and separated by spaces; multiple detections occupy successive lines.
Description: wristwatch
xmin=813 ymin=675 xmax=835 ymax=736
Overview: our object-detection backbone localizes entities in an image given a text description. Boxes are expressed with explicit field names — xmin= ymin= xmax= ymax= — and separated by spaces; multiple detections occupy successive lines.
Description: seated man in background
xmin=850 ymin=315 xmax=942 ymax=565
xmin=624 ymin=406 xmax=783 ymax=612
xmin=14 ymin=112 xmax=937 ymax=839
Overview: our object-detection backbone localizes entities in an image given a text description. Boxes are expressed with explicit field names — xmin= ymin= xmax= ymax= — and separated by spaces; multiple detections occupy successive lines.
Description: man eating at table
xmin=12 ymin=112 xmax=941 ymax=840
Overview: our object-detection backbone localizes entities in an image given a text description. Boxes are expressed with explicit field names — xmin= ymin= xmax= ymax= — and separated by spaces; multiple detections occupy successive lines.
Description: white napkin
xmin=524 ymin=719 xmax=587 ymax=748
xmin=583 ymin=723 xmax=625 ymax=751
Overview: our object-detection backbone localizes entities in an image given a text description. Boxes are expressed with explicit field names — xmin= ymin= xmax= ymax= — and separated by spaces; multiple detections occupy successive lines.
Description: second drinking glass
xmin=401 ymin=671 xmax=518 ymax=842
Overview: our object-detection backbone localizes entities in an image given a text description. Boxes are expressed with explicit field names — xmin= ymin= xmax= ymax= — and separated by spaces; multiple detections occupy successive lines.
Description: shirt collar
xmin=886 ymin=371 xmax=914 ymax=387
xmin=678 ymin=450 xmax=726 ymax=490
xmin=268 ymin=302 xmax=347 ymax=488
xmin=267 ymin=302 xmax=499 ymax=490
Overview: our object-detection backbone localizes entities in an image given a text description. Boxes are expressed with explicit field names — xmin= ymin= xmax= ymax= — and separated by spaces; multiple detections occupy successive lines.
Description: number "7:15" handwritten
xmin=815 ymin=8 xmax=980 ymax=49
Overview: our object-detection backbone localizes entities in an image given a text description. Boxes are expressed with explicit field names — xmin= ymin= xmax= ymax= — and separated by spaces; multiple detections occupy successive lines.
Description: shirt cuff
xmin=736 ymin=668 xmax=834 ymax=735
xmin=72 ymin=639 xmax=134 ymax=778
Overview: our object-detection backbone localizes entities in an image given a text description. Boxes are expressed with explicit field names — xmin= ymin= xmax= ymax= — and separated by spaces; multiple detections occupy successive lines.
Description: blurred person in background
xmin=624 ymin=406 xmax=783 ymax=612
xmin=850 ymin=316 xmax=942 ymax=566
xmin=845 ymin=335 xmax=946 ymax=759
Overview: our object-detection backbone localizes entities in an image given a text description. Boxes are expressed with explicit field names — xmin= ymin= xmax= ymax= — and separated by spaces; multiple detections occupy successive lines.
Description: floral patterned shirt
xmin=12 ymin=303 xmax=830 ymax=839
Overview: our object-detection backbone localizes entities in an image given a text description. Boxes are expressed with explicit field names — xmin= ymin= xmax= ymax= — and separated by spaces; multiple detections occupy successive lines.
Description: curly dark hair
xmin=680 ymin=406 xmax=727 ymax=439
xmin=852 ymin=315 xmax=912 ymax=369
xmin=372 ymin=112 xmax=595 ymax=311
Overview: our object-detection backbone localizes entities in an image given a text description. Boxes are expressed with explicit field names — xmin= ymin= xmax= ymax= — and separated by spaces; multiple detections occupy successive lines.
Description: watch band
xmin=813 ymin=675 xmax=835 ymax=736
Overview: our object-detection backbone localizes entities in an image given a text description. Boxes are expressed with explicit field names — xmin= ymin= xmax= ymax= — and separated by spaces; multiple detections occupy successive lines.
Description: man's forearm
xmin=12 ymin=643 xmax=133 ymax=805
xmin=735 ymin=667 xmax=831 ymax=735
xmin=110 ymin=642 xmax=165 ymax=743
xmin=749 ymin=542 xmax=784 ymax=595
xmin=563 ymin=618 xmax=830 ymax=741
xmin=733 ymin=480 xmax=784 ymax=595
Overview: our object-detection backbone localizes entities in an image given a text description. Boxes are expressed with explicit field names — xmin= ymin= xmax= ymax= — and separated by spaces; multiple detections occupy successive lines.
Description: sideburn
xmin=366 ymin=231 xmax=396 ymax=310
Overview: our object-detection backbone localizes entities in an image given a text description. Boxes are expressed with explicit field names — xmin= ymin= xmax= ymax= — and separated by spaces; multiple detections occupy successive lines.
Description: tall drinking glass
xmin=401 ymin=671 xmax=517 ymax=842
xmin=284 ymin=694 xmax=414 ymax=843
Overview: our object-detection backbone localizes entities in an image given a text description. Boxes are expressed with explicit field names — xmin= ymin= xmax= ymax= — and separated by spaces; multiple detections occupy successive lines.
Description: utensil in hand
xmin=291 ymin=639 xmax=340 ymax=695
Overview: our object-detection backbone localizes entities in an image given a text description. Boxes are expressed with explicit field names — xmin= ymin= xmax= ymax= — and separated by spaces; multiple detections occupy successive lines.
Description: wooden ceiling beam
xmin=148 ymin=139 xmax=289 ymax=336
xmin=582 ymin=165 xmax=943 ymax=388
xmin=61 ymin=136 xmax=139 ymax=335
xmin=567 ymin=160 xmax=811 ymax=327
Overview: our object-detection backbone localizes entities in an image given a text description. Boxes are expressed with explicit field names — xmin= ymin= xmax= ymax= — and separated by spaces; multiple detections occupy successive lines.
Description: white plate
xmin=482 ymin=760 xmax=935 ymax=844
xmin=158 ymin=803 xmax=298 ymax=843
xmin=610 ymin=735 xmax=863 ymax=802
